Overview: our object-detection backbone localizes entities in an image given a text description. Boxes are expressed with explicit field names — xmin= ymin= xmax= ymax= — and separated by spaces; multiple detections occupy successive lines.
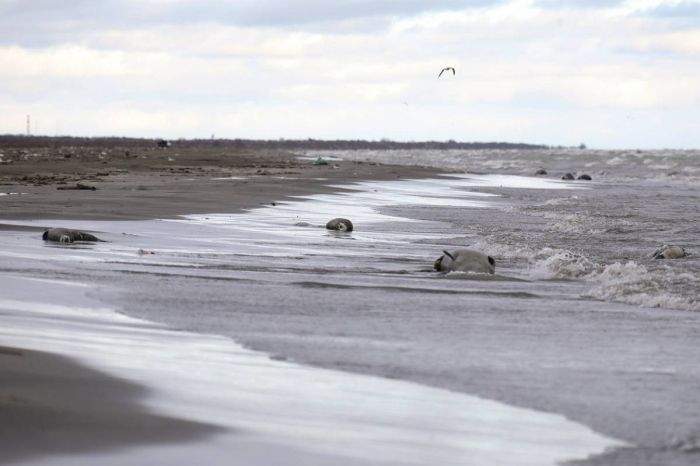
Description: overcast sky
xmin=1 ymin=0 xmax=699 ymax=148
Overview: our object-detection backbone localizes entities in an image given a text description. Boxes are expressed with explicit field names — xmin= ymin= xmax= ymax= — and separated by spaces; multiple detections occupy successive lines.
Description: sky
xmin=1 ymin=0 xmax=699 ymax=149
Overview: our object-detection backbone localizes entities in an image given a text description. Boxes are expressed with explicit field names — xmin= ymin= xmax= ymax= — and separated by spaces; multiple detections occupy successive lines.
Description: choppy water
xmin=307 ymin=149 xmax=700 ymax=312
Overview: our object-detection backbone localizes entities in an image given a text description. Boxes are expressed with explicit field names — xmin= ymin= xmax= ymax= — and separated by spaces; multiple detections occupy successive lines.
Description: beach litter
xmin=138 ymin=249 xmax=156 ymax=255
xmin=56 ymin=183 xmax=97 ymax=191
xmin=312 ymin=157 xmax=329 ymax=166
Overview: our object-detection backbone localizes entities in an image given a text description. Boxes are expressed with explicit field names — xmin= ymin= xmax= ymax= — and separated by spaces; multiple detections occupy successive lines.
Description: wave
xmin=586 ymin=261 xmax=700 ymax=312
xmin=474 ymin=236 xmax=700 ymax=312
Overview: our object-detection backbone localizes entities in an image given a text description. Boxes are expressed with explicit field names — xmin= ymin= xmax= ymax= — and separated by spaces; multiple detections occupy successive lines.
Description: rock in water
xmin=434 ymin=249 xmax=495 ymax=274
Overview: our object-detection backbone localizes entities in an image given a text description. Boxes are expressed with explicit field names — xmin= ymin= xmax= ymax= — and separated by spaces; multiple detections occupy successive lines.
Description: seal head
xmin=326 ymin=218 xmax=354 ymax=232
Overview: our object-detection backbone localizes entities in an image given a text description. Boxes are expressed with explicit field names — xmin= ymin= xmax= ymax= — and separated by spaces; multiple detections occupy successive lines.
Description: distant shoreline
xmin=0 ymin=134 xmax=550 ymax=151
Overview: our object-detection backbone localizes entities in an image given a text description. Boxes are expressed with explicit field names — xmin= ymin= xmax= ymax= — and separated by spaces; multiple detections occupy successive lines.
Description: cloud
xmin=639 ymin=0 xmax=700 ymax=17
xmin=535 ymin=0 xmax=625 ymax=9
xmin=0 ymin=0 xmax=508 ymax=47
xmin=2 ymin=0 xmax=700 ymax=148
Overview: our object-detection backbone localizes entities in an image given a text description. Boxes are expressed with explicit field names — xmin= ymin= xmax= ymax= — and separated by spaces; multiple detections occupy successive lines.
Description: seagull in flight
xmin=438 ymin=67 xmax=455 ymax=78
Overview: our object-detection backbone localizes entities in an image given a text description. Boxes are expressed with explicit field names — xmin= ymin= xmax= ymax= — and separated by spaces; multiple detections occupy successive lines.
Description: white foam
xmin=586 ymin=261 xmax=700 ymax=311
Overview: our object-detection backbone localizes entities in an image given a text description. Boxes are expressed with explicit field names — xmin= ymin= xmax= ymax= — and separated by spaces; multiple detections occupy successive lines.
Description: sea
xmin=1 ymin=148 xmax=699 ymax=466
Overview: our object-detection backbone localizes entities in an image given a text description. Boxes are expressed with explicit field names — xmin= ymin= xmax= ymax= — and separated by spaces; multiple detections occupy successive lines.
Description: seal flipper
xmin=442 ymin=250 xmax=456 ymax=261
xmin=42 ymin=230 xmax=49 ymax=241
xmin=488 ymin=256 xmax=495 ymax=267
xmin=78 ymin=232 xmax=104 ymax=242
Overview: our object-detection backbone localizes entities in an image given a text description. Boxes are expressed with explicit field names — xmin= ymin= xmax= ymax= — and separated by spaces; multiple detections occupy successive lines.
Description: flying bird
xmin=438 ymin=67 xmax=455 ymax=78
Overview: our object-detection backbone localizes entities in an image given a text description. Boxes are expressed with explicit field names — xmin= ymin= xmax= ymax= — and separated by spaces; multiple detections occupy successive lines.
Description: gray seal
xmin=434 ymin=249 xmax=495 ymax=274
xmin=562 ymin=173 xmax=575 ymax=180
xmin=577 ymin=174 xmax=592 ymax=180
xmin=42 ymin=228 xmax=104 ymax=243
xmin=646 ymin=245 xmax=687 ymax=260
xmin=326 ymin=218 xmax=354 ymax=232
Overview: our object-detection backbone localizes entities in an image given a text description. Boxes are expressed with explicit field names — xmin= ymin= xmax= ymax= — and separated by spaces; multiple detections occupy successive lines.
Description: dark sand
xmin=0 ymin=345 xmax=222 ymax=464
xmin=0 ymin=146 xmax=441 ymax=222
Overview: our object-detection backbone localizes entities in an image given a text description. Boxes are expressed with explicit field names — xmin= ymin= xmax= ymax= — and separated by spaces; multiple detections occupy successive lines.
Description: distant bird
xmin=438 ymin=67 xmax=455 ymax=78
xmin=402 ymin=101 xmax=409 ymax=106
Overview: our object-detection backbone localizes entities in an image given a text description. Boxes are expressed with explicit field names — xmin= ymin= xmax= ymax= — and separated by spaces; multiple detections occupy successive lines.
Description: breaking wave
xmin=474 ymin=236 xmax=700 ymax=312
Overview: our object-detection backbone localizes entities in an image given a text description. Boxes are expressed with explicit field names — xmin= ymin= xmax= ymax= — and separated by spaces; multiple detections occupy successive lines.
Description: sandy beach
xmin=0 ymin=145 xmax=441 ymax=222
xmin=2 ymin=144 xmax=700 ymax=466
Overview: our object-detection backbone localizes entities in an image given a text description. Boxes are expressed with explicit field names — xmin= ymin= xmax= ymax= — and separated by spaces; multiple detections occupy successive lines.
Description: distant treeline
xmin=0 ymin=135 xmax=550 ymax=151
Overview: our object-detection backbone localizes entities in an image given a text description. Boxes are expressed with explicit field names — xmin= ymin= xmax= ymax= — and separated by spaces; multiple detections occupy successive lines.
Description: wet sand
xmin=0 ymin=346 xmax=221 ymax=464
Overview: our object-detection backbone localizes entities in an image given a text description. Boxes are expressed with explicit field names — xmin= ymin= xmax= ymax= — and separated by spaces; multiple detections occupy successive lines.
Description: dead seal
xmin=434 ymin=249 xmax=495 ymax=274
xmin=646 ymin=245 xmax=687 ymax=260
xmin=42 ymin=228 xmax=104 ymax=243
xmin=326 ymin=218 xmax=354 ymax=232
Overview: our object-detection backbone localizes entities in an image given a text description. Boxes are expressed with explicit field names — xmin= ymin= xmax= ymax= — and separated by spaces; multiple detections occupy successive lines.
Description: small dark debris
xmin=57 ymin=183 xmax=97 ymax=191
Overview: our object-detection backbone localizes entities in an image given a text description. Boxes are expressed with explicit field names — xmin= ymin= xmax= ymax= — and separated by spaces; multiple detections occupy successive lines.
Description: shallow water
xmin=2 ymin=154 xmax=700 ymax=465
xmin=0 ymin=277 xmax=621 ymax=466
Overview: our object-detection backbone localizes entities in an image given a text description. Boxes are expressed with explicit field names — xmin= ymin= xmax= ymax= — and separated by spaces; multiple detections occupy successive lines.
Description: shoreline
xmin=0 ymin=146 xmax=444 ymax=223
xmin=0 ymin=275 xmax=618 ymax=466
xmin=3 ymin=146 xmax=698 ymax=465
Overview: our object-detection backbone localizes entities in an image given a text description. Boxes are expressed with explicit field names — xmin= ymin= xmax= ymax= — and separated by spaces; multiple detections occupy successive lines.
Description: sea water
xmin=2 ymin=148 xmax=700 ymax=465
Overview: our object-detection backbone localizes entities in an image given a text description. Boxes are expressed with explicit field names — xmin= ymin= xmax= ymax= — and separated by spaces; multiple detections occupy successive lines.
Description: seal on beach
xmin=646 ymin=245 xmax=687 ymax=260
xmin=434 ymin=249 xmax=496 ymax=274
xmin=577 ymin=174 xmax=592 ymax=180
xmin=326 ymin=218 xmax=354 ymax=232
xmin=42 ymin=228 xmax=104 ymax=243
xmin=535 ymin=169 xmax=547 ymax=175
xmin=562 ymin=173 xmax=575 ymax=180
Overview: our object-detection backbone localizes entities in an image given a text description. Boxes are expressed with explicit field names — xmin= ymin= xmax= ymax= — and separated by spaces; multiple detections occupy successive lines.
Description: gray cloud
xmin=640 ymin=1 xmax=700 ymax=18
xmin=160 ymin=0 xmax=504 ymax=26
xmin=0 ymin=0 xmax=507 ymax=47
xmin=535 ymin=0 xmax=624 ymax=9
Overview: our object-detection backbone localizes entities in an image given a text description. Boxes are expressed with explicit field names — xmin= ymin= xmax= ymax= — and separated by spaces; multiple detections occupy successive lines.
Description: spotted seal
xmin=42 ymin=228 xmax=104 ymax=243
xmin=434 ymin=249 xmax=495 ymax=274
xmin=326 ymin=218 xmax=354 ymax=232
xmin=646 ymin=245 xmax=687 ymax=260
